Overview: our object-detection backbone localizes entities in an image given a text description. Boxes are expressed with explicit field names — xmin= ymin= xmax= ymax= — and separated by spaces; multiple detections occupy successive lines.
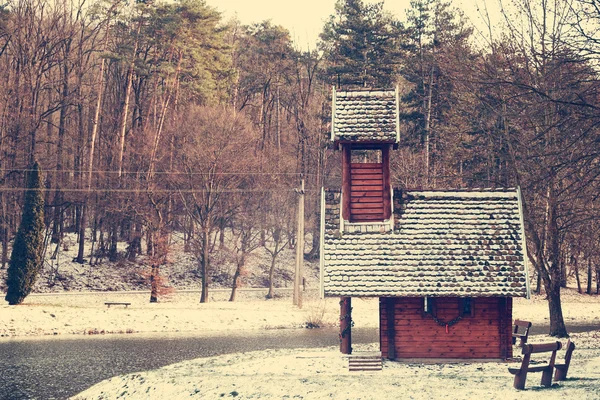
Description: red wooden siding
xmin=379 ymin=297 xmax=513 ymax=359
xmin=349 ymin=162 xmax=384 ymax=221
xmin=341 ymin=145 xmax=391 ymax=223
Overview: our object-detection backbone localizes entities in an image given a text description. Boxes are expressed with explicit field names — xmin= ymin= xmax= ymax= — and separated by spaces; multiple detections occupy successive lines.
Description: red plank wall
xmin=379 ymin=297 xmax=513 ymax=359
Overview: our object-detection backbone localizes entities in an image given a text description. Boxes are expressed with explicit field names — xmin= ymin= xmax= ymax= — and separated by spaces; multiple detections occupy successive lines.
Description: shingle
xmin=322 ymin=189 xmax=529 ymax=298
xmin=332 ymin=89 xmax=398 ymax=143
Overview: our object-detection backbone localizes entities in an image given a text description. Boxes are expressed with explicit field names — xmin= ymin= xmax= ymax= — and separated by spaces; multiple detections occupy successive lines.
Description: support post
xmin=382 ymin=145 xmax=391 ymax=220
xmin=341 ymin=145 xmax=351 ymax=221
xmin=340 ymin=296 xmax=352 ymax=354
xmin=386 ymin=298 xmax=396 ymax=360
xmin=293 ymin=179 xmax=305 ymax=308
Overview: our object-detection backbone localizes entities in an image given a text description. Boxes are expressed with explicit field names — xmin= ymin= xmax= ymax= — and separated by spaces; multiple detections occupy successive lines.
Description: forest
xmin=1 ymin=0 xmax=599 ymax=336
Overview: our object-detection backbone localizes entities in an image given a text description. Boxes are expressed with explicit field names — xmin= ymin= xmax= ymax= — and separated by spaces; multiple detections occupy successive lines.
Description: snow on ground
xmin=71 ymin=331 xmax=600 ymax=400
xmin=0 ymin=291 xmax=363 ymax=337
xmin=1 ymin=288 xmax=598 ymax=399
xmin=1 ymin=286 xmax=598 ymax=338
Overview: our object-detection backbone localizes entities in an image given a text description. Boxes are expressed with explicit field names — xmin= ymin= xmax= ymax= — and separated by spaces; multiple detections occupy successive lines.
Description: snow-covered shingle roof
xmin=331 ymin=88 xmax=399 ymax=143
xmin=321 ymin=189 xmax=530 ymax=298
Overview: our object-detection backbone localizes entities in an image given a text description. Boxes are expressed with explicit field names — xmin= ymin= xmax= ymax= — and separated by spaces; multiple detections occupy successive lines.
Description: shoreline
xmin=1 ymin=288 xmax=599 ymax=339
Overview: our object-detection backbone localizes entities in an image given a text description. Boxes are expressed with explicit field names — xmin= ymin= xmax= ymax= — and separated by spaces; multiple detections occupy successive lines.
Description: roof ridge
xmin=336 ymin=89 xmax=395 ymax=97
xmin=400 ymin=187 xmax=517 ymax=192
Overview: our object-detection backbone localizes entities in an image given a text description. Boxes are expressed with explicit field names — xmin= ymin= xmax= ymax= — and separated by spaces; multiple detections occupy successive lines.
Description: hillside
xmin=0 ymin=232 xmax=319 ymax=295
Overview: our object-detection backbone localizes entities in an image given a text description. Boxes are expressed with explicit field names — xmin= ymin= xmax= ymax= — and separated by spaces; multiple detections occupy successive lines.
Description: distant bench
xmin=512 ymin=319 xmax=532 ymax=347
xmin=508 ymin=341 xmax=561 ymax=389
xmin=104 ymin=302 xmax=131 ymax=308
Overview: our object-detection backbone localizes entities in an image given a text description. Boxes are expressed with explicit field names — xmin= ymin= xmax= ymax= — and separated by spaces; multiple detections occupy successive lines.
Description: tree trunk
xmin=306 ymin=223 xmax=320 ymax=261
xmin=200 ymin=225 xmax=210 ymax=303
xmin=76 ymin=202 xmax=87 ymax=264
xmin=574 ymin=255 xmax=581 ymax=294
xmin=560 ymin=254 xmax=567 ymax=288
xmin=587 ymin=258 xmax=593 ymax=295
xmin=109 ymin=219 xmax=118 ymax=262
xmin=424 ymin=65 xmax=434 ymax=184
xmin=1 ymin=195 xmax=8 ymax=269
xmin=146 ymin=229 xmax=154 ymax=256
xmin=266 ymin=251 xmax=277 ymax=299
xmin=150 ymin=265 xmax=159 ymax=303
xmin=116 ymin=30 xmax=139 ymax=179
xmin=229 ymin=261 xmax=242 ymax=302
xmin=535 ymin=270 xmax=542 ymax=294
xmin=545 ymin=279 xmax=568 ymax=337
xmin=1 ymin=225 xmax=7 ymax=269
xmin=340 ymin=297 xmax=352 ymax=354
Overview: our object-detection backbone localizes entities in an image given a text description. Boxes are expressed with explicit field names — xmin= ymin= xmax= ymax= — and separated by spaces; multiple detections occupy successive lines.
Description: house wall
xmin=379 ymin=297 xmax=513 ymax=359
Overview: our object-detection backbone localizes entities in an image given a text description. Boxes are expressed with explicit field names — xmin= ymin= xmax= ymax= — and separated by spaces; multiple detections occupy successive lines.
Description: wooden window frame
xmin=422 ymin=297 xmax=474 ymax=318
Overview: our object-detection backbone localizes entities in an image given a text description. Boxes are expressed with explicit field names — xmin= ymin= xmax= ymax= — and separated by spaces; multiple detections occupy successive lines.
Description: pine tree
xmin=320 ymin=0 xmax=401 ymax=88
xmin=5 ymin=162 xmax=46 ymax=305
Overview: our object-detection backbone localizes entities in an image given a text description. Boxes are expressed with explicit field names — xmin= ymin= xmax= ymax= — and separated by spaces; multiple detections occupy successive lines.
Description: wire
xmin=0 ymin=187 xmax=321 ymax=193
xmin=0 ymin=168 xmax=318 ymax=176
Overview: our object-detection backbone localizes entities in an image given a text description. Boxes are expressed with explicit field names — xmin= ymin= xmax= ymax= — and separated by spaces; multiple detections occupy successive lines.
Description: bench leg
xmin=541 ymin=367 xmax=553 ymax=387
xmin=513 ymin=372 xmax=527 ymax=390
xmin=554 ymin=366 xmax=567 ymax=381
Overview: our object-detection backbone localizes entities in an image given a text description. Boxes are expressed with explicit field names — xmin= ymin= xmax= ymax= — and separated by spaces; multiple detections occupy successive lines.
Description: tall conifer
xmin=5 ymin=162 xmax=45 ymax=305
xmin=320 ymin=0 xmax=401 ymax=88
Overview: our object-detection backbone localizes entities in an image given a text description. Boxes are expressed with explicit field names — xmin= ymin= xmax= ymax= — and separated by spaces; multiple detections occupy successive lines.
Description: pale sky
xmin=204 ymin=0 xmax=502 ymax=51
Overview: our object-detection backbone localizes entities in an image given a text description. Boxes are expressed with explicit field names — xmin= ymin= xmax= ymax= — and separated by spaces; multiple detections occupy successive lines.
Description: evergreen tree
xmin=5 ymin=162 xmax=45 ymax=305
xmin=320 ymin=0 xmax=401 ymax=88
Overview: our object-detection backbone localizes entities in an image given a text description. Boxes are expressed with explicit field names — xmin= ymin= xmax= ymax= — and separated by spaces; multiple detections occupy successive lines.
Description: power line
xmin=0 ymin=187 xmax=321 ymax=194
xmin=0 ymin=168 xmax=317 ymax=176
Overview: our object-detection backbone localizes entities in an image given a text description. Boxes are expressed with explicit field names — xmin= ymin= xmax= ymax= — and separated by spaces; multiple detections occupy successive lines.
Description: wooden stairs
xmin=348 ymin=351 xmax=382 ymax=371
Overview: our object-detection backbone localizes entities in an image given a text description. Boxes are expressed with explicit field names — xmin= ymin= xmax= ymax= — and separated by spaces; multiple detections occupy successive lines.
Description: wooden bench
xmin=508 ymin=341 xmax=561 ymax=390
xmin=512 ymin=319 xmax=532 ymax=347
xmin=104 ymin=302 xmax=131 ymax=308
xmin=554 ymin=340 xmax=576 ymax=381
xmin=348 ymin=352 xmax=382 ymax=371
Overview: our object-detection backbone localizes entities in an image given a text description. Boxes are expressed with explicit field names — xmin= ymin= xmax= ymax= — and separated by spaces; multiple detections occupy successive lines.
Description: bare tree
xmin=173 ymin=105 xmax=258 ymax=303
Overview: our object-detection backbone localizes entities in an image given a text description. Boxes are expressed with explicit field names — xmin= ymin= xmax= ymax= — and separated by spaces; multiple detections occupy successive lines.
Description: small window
xmin=461 ymin=298 xmax=474 ymax=317
xmin=423 ymin=296 xmax=436 ymax=316
xmin=351 ymin=149 xmax=381 ymax=163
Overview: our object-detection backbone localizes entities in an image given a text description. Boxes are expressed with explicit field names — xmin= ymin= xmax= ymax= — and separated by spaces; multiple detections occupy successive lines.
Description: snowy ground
xmin=1 ymin=286 xmax=598 ymax=338
xmin=67 ymin=289 xmax=600 ymax=400
xmin=1 ymin=288 xmax=598 ymax=399
xmin=69 ymin=292 xmax=600 ymax=400
xmin=0 ymin=290 xmax=355 ymax=337
xmin=71 ymin=336 xmax=600 ymax=400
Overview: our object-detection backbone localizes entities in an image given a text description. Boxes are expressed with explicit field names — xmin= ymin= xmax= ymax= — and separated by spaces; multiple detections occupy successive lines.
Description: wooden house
xmin=320 ymin=87 xmax=530 ymax=360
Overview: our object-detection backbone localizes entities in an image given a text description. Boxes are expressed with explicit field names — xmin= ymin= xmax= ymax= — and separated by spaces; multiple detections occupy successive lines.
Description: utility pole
xmin=294 ymin=178 xmax=305 ymax=308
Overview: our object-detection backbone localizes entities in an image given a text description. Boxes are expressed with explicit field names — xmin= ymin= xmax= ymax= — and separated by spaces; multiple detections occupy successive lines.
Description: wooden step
xmin=348 ymin=352 xmax=382 ymax=371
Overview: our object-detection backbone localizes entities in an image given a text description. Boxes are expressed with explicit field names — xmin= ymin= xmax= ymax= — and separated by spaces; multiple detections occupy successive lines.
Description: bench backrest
xmin=563 ymin=339 xmax=575 ymax=365
xmin=515 ymin=341 xmax=562 ymax=373
xmin=513 ymin=320 xmax=532 ymax=334
xmin=523 ymin=341 xmax=562 ymax=355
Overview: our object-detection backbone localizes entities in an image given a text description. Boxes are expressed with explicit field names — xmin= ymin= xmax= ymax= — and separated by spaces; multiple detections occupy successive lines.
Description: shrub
xmin=5 ymin=162 xmax=45 ymax=305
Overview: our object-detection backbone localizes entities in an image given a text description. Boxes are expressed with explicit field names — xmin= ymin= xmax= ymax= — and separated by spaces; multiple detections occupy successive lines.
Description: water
xmin=0 ymin=323 xmax=596 ymax=400
xmin=0 ymin=327 xmax=378 ymax=400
